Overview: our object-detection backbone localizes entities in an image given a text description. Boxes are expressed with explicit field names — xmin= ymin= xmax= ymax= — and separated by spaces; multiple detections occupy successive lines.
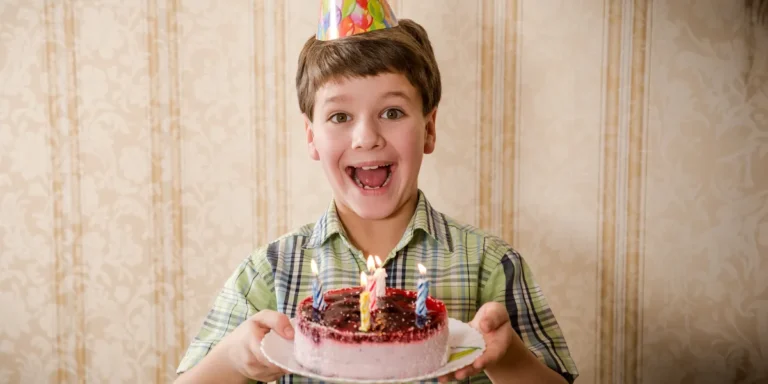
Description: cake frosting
xmin=294 ymin=286 xmax=449 ymax=380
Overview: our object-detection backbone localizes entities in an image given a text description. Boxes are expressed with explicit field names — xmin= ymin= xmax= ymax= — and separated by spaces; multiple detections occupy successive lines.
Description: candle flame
xmin=367 ymin=255 xmax=375 ymax=272
xmin=374 ymin=255 xmax=383 ymax=267
xmin=360 ymin=271 xmax=368 ymax=286
xmin=417 ymin=263 xmax=427 ymax=275
xmin=311 ymin=259 xmax=319 ymax=275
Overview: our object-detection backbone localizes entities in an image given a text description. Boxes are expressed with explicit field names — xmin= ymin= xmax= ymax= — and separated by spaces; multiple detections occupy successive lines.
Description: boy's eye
xmin=381 ymin=109 xmax=405 ymax=120
xmin=329 ymin=113 xmax=351 ymax=123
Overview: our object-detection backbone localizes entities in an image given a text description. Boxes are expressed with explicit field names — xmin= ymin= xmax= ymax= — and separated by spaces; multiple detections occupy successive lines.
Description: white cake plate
xmin=261 ymin=317 xmax=486 ymax=384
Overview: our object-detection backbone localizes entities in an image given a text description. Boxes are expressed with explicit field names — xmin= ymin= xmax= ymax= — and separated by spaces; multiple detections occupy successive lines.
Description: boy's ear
xmin=423 ymin=108 xmax=437 ymax=154
xmin=304 ymin=114 xmax=320 ymax=161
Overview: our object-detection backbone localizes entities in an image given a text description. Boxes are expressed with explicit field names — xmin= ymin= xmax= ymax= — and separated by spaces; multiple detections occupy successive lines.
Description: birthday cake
xmin=293 ymin=285 xmax=450 ymax=380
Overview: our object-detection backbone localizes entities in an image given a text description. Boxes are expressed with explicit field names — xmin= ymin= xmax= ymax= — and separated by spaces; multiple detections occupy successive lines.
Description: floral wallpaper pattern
xmin=0 ymin=0 xmax=765 ymax=383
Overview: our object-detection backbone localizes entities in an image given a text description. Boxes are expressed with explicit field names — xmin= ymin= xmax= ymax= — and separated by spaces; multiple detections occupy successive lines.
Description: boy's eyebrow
xmin=380 ymin=90 xmax=412 ymax=101
xmin=321 ymin=90 xmax=412 ymax=106
xmin=322 ymin=94 xmax=350 ymax=105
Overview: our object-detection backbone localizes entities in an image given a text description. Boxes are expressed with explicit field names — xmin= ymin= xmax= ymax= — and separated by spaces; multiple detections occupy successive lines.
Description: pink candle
xmin=365 ymin=255 xmax=387 ymax=311
xmin=366 ymin=255 xmax=376 ymax=292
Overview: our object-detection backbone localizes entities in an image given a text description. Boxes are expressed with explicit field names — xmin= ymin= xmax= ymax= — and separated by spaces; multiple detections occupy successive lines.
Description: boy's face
xmin=304 ymin=73 xmax=436 ymax=221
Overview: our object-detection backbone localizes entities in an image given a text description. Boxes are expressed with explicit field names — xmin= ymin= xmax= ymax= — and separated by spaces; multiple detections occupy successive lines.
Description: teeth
xmin=352 ymin=167 xmax=392 ymax=190
xmin=359 ymin=164 xmax=391 ymax=170
xmin=353 ymin=173 xmax=365 ymax=188
xmin=381 ymin=171 xmax=392 ymax=187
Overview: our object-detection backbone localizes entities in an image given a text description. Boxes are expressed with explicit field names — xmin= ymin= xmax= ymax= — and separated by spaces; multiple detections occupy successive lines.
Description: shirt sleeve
xmin=176 ymin=249 xmax=277 ymax=375
xmin=479 ymin=240 xmax=579 ymax=383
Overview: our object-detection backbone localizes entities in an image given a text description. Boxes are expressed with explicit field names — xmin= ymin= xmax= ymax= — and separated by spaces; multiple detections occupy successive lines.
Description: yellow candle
xmin=359 ymin=272 xmax=371 ymax=332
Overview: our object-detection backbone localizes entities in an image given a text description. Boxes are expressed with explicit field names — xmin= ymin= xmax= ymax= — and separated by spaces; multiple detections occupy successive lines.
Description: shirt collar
xmin=304 ymin=190 xmax=454 ymax=252
xmin=304 ymin=198 xmax=349 ymax=250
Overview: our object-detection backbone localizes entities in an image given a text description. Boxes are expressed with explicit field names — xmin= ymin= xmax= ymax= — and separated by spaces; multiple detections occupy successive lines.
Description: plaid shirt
xmin=178 ymin=190 xmax=578 ymax=383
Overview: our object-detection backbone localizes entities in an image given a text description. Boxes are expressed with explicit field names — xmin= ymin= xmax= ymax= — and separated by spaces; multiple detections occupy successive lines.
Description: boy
xmin=175 ymin=1 xmax=578 ymax=383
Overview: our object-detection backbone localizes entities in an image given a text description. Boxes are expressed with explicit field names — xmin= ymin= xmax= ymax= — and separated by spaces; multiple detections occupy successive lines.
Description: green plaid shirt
xmin=178 ymin=190 xmax=578 ymax=383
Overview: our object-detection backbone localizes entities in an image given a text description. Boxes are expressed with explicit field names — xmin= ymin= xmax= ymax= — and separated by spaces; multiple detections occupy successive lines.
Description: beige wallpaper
xmin=642 ymin=1 xmax=768 ymax=383
xmin=1 ymin=0 xmax=766 ymax=383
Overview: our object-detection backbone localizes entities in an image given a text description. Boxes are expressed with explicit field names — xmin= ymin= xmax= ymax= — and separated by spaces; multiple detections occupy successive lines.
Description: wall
xmin=0 ymin=0 xmax=765 ymax=383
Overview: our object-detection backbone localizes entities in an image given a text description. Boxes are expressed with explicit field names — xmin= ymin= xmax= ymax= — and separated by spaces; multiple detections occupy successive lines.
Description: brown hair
xmin=295 ymin=19 xmax=441 ymax=122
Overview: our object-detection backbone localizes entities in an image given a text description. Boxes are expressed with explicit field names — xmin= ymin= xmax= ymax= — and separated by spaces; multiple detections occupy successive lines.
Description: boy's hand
xmin=438 ymin=302 xmax=518 ymax=382
xmin=224 ymin=310 xmax=294 ymax=382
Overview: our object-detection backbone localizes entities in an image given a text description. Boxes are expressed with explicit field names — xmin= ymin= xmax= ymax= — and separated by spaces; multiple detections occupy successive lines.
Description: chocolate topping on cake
xmin=297 ymin=287 xmax=447 ymax=344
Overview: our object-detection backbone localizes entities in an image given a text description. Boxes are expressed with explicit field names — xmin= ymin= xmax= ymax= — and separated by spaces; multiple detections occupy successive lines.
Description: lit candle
xmin=366 ymin=255 xmax=387 ymax=312
xmin=371 ymin=256 xmax=387 ymax=297
xmin=366 ymin=255 xmax=376 ymax=292
xmin=416 ymin=263 xmax=429 ymax=318
xmin=310 ymin=259 xmax=326 ymax=311
xmin=359 ymin=272 xmax=371 ymax=332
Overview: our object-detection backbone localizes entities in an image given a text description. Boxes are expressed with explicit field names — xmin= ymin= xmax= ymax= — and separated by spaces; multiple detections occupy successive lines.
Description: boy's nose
xmin=351 ymin=119 xmax=384 ymax=150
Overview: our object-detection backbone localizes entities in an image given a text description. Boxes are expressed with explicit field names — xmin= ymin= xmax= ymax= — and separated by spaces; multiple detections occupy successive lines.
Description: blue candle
xmin=311 ymin=259 xmax=326 ymax=311
xmin=416 ymin=263 xmax=429 ymax=318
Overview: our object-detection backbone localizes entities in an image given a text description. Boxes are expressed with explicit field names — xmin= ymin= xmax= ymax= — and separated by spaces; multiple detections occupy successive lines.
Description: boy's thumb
xmin=254 ymin=311 xmax=295 ymax=340
xmin=478 ymin=302 xmax=509 ymax=332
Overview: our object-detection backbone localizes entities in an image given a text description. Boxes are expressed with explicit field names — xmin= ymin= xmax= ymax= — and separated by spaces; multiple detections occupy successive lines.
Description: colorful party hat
xmin=317 ymin=0 xmax=399 ymax=41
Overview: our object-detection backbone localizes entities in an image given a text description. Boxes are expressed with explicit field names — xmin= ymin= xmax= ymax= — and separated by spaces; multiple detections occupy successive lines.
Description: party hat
xmin=317 ymin=0 xmax=399 ymax=41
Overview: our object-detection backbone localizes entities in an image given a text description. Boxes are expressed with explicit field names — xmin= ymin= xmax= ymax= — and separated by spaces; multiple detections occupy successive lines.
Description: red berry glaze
xmin=297 ymin=287 xmax=447 ymax=344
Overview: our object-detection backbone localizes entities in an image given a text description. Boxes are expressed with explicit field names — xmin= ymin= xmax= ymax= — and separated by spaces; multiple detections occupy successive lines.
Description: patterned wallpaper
xmin=0 ymin=0 xmax=765 ymax=383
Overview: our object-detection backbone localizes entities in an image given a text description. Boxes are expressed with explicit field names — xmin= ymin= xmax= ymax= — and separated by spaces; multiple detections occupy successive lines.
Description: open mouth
xmin=345 ymin=164 xmax=393 ymax=190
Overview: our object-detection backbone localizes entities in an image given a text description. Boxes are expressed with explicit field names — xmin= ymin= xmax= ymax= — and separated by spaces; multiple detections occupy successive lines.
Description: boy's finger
xmin=480 ymin=303 xmax=509 ymax=332
xmin=472 ymin=341 xmax=504 ymax=370
xmin=437 ymin=372 xmax=460 ymax=382
xmin=253 ymin=311 xmax=295 ymax=340
xmin=454 ymin=365 xmax=481 ymax=380
xmin=250 ymin=334 xmax=289 ymax=375
xmin=249 ymin=327 xmax=269 ymax=360
xmin=444 ymin=362 xmax=479 ymax=381
xmin=472 ymin=352 xmax=495 ymax=370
